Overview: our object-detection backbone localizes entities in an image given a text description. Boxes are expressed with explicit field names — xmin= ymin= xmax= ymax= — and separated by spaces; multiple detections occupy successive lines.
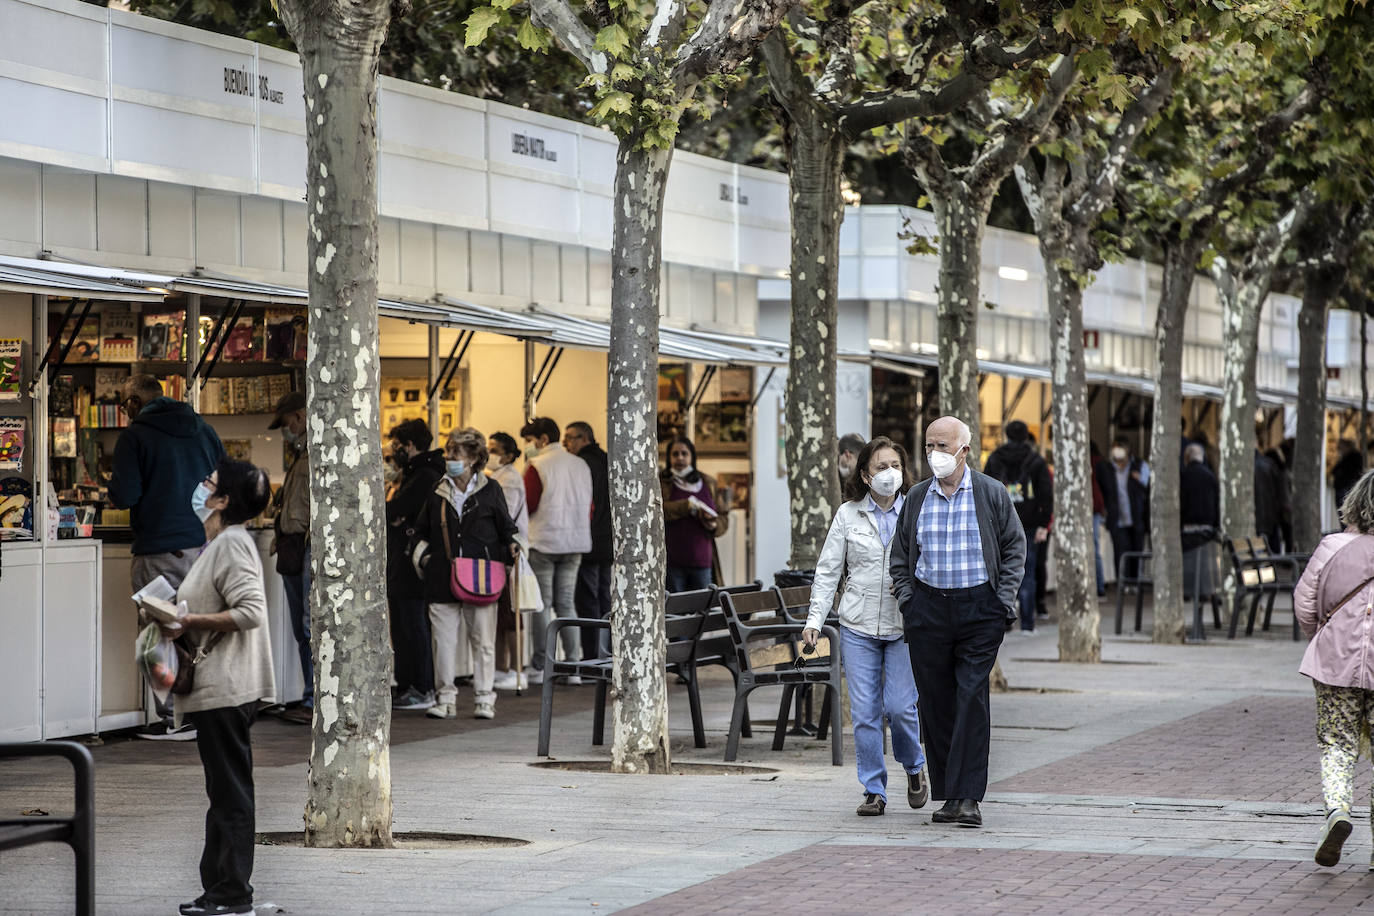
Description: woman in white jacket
xmin=803 ymin=436 xmax=928 ymax=817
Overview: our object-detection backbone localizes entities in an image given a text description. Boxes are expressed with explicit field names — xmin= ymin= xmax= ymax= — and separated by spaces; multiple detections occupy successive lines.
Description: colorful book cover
xmin=50 ymin=374 xmax=75 ymax=417
xmin=0 ymin=417 xmax=26 ymax=468
xmin=0 ymin=339 xmax=21 ymax=400
xmin=94 ymin=367 xmax=128 ymax=402
xmin=223 ymin=316 xmax=264 ymax=362
xmin=50 ymin=417 xmax=75 ymax=457
xmin=67 ymin=323 xmax=100 ymax=362
xmin=100 ymin=311 xmax=139 ymax=362
xmin=140 ymin=312 xmax=185 ymax=362
xmin=265 ymin=309 xmax=307 ymax=361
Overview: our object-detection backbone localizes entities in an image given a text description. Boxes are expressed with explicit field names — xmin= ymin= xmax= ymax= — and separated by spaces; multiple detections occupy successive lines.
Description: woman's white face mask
xmin=868 ymin=466 xmax=902 ymax=497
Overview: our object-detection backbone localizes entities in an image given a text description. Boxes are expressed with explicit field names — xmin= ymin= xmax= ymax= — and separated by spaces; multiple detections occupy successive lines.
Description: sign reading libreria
xmin=223 ymin=65 xmax=286 ymax=105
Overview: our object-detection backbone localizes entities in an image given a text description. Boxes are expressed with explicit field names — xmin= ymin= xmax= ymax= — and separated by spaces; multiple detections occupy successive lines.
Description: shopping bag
xmin=135 ymin=623 xmax=179 ymax=705
xmin=516 ymin=552 xmax=543 ymax=612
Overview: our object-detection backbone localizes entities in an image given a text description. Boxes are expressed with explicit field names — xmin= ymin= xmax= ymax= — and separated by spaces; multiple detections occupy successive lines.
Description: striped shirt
xmin=915 ymin=467 xmax=988 ymax=589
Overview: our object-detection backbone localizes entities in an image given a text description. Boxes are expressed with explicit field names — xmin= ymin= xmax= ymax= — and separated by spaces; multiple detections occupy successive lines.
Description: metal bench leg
xmin=1246 ymin=592 xmax=1261 ymax=636
xmin=726 ymin=663 xmax=752 ymax=738
xmin=772 ymin=686 xmax=796 ymax=751
xmin=1212 ymin=596 xmax=1223 ymax=629
xmin=592 ymin=680 xmax=608 ymax=746
xmin=685 ymin=667 xmax=706 ymax=749
xmin=1227 ymin=590 xmax=1243 ymax=639
xmin=1262 ymin=591 xmax=1276 ymax=632
xmin=725 ymin=688 xmax=752 ymax=762
xmin=1114 ymin=575 xmax=1125 ymax=635
xmin=537 ymin=664 xmax=557 ymax=757
xmin=1135 ymin=583 xmax=1145 ymax=633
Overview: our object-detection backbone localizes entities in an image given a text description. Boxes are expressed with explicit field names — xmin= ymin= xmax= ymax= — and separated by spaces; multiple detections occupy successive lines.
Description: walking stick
xmin=513 ymin=554 xmax=523 ymax=698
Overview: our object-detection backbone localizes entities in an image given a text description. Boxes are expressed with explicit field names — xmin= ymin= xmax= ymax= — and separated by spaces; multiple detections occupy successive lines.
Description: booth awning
xmin=0 ymin=255 xmax=169 ymax=301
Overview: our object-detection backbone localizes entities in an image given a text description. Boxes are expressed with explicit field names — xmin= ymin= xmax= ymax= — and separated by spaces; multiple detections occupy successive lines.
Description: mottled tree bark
xmin=608 ymin=142 xmax=674 ymax=774
xmin=1292 ymin=287 xmax=1330 ymax=552
xmin=276 ymin=0 xmax=394 ymax=848
xmin=1148 ymin=240 xmax=1203 ymax=644
xmin=929 ymin=190 xmax=992 ymax=460
xmin=767 ymin=50 xmax=845 ymax=570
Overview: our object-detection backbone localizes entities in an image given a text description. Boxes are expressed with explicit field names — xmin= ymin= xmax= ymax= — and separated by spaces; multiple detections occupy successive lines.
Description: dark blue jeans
xmin=281 ymin=547 xmax=313 ymax=706
xmin=666 ymin=565 xmax=712 ymax=594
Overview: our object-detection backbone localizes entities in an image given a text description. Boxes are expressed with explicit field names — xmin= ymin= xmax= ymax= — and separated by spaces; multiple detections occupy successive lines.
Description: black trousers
xmin=905 ymin=582 xmax=1006 ymax=801
xmin=189 ymin=701 xmax=258 ymax=907
xmin=574 ymin=558 xmax=613 ymax=660
xmin=1110 ymin=526 xmax=1146 ymax=581
xmin=1034 ymin=532 xmax=1049 ymax=611
xmin=389 ymin=593 xmax=434 ymax=694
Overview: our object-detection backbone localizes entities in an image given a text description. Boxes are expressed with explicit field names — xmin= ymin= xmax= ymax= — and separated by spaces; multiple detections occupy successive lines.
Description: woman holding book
xmin=660 ymin=436 xmax=728 ymax=592
xmin=157 ymin=458 xmax=274 ymax=916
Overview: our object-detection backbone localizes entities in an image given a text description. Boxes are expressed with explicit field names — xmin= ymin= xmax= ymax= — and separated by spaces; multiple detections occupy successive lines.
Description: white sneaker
xmin=473 ymin=702 xmax=495 ymax=720
xmin=525 ymin=668 xmax=545 ymax=686
xmin=493 ymin=671 xmax=527 ymax=691
xmin=1017 ymin=629 xmax=1036 ymax=637
xmin=426 ymin=702 xmax=457 ymax=719
xmin=563 ymin=675 xmax=583 ymax=686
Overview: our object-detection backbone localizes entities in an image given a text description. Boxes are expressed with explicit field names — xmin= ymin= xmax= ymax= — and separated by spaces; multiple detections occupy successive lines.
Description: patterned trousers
xmin=1315 ymin=681 xmax=1374 ymax=815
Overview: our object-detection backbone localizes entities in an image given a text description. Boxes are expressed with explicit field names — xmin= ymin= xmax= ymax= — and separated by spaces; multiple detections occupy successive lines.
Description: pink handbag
xmin=439 ymin=497 xmax=507 ymax=605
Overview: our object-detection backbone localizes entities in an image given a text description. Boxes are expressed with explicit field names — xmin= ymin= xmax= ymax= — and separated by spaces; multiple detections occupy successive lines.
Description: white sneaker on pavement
xmin=525 ymin=668 xmax=545 ymax=686
xmin=563 ymin=675 xmax=583 ymax=686
xmin=493 ymin=671 xmax=527 ymax=691
xmin=473 ymin=703 xmax=495 ymax=720
xmin=426 ymin=702 xmax=457 ymax=719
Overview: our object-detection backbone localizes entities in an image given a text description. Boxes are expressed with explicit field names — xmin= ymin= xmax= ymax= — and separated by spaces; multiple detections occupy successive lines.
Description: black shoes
xmin=930 ymin=798 xmax=983 ymax=827
xmin=856 ymin=792 xmax=886 ymax=816
xmin=954 ymin=799 xmax=982 ymax=827
xmin=930 ymin=798 xmax=959 ymax=823
xmin=907 ymin=769 xmax=930 ymax=809
xmin=178 ymin=900 xmax=253 ymax=915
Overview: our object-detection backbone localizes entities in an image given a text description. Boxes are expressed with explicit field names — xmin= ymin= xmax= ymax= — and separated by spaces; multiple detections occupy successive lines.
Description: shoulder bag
xmin=171 ymin=631 xmax=226 ymax=696
xmin=439 ymin=496 xmax=506 ymax=605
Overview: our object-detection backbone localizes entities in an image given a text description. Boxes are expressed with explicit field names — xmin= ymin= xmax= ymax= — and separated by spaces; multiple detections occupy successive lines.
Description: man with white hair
xmin=890 ymin=415 xmax=1026 ymax=828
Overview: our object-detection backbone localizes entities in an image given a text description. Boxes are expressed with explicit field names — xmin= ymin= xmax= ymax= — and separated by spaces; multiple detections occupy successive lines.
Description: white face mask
xmin=1111 ymin=447 xmax=1128 ymax=463
xmin=671 ymin=464 xmax=694 ymax=479
xmin=928 ymin=448 xmax=960 ymax=480
xmin=868 ymin=467 xmax=902 ymax=497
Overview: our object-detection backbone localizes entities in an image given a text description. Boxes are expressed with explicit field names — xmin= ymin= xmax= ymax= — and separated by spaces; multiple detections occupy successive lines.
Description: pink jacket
xmin=1297 ymin=532 xmax=1374 ymax=688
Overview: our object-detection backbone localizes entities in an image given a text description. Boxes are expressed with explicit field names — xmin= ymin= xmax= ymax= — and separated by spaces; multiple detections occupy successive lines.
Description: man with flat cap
xmin=890 ymin=415 xmax=1025 ymax=828
xmin=269 ymin=390 xmax=313 ymax=723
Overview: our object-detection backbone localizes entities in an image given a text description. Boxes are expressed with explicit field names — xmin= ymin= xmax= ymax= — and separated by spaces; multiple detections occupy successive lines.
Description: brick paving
xmin=624 ymin=845 xmax=1374 ymax=915
xmin=992 ymin=695 xmax=1369 ymax=806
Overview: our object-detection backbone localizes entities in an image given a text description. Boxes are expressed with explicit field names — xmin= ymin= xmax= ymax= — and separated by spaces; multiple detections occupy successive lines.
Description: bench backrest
xmin=663 ymin=588 xmax=713 ymax=667
xmin=777 ymin=585 xmax=812 ymax=623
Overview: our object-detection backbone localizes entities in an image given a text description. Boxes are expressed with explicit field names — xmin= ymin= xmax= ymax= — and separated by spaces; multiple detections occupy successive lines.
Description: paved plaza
xmin=5 ymin=598 xmax=1373 ymax=915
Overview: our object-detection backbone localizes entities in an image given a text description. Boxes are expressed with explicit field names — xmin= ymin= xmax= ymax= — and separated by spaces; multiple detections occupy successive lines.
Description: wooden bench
xmin=1225 ymin=536 xmax=1304 ymax=640
xmin=0 ymin=741 xmax=94 ymax=916
xmin=720 ymin=589 xmax=843 ymax=766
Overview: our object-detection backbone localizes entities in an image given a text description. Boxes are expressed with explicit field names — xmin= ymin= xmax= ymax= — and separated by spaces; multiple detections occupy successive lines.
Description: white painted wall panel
xmin=399 ymin=220 xmax=435 ymax=290
xmin=194 ymin=190 xmax=240 ymax=266
xmin=0 ymin=80 xmax=108 ymax=163
xmin=587 ymin=248 xmax=611 ymax=312
xmin=489 ymin=173 xmax=580 ymax=239
xmin=112 ymin=101 xmax=255 ymax=186
xmin=96 ymin=174 xmax=147 ymax=256
xmin=435 ymin=226 xmax=469 ymax=293
xmin=0 ymin=157 xmax=41 ymax=245
xmin=1 ymin=0 xmax=106 ymax=82
xmin=378 ymin=217 xmax=401 ymax=286
xmin=501 ymin=235 xmax=532 ymax=302
xmin=43 ymin=167 xmax=97 ymax=251
xmin=258 ymin=127 xmax=305 ymax=195
xmin=379 ymin=154 xmax=486 ymax=226
xmin=241 ymin=196 xmax=283 ymax=271
xmin=148 ymin=181 xmax=194 ymax=261
xmin=111 ymin=21 xmax=254 ymax=109
xmin=282 ymin=201 xmax=307 ymax=275
xmin=383 ymin=87 xmax=485 ymax=161
xmin=531 ymin=240 xmax=560 ymax=305
xmin=559 ymin=245 xmax=587 ymax=309
xmin=469 ymin=231 xmax=501 ymax=294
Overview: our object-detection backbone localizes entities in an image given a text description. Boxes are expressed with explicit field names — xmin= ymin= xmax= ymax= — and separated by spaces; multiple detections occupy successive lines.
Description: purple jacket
xmin=1297 ymin=532 xmax=1374 ymax=688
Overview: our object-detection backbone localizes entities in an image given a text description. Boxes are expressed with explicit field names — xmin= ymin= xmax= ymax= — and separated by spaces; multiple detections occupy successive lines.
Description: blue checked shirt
xmin=915 ymin=466 xmax=988 ymax=589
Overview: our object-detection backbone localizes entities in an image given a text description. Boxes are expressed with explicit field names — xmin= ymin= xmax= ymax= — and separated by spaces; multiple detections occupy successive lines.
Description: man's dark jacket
xmin=577 ymin=442 xmax=613 ymax=563
xmin=385 ymin=449 xmax=444 ymax=599
xmin=1180 ymin=461 xmax=1220 ymax=529
xmin=108 ymin=397 xmax=225 ymax=555
xmin=1094 ymin=457 xmax=1149 ymax=535
xmin=982 ymin=440 xmax=1053 ymax=534
xmin=889 ymin=469 xmax=1026 ymax=621
xmin=1253 ymin=450 xmax=1286 ymax=545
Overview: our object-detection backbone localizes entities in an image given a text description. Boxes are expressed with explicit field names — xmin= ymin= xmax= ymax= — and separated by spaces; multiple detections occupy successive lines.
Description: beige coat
xmin=175 ymin=524 xmax=276 ymax=714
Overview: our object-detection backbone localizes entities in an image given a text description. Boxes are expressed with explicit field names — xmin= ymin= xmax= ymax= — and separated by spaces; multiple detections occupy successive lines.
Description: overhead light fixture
xmin=998 ymin=266 xmax=1029 ymax=282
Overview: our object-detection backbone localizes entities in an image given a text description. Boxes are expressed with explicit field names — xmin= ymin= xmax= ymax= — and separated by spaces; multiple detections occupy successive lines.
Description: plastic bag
xmin=516 ymin=551 xmax=543 ymax=613
xmin=136 ymin=622 xmax=179 ymax=704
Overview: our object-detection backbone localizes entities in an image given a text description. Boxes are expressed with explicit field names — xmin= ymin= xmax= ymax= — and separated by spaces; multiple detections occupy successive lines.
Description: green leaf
xmin=595 ymin=24 xmax=631 ymax=58
xmin=589 ymin=90 xmax=633 ymax=120
xmin=516 ymin=17 xmax=551 ymax=53
xmin=464 ymin=6 xmax=503 ymax=47
xmin=610 ymin=62 xmax=637 ymax=84
xmin=1118 ymin=8 xmax=1147 ymax=28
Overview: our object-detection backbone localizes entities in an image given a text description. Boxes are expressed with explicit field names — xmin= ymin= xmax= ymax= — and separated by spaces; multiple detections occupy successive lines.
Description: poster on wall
xmin=101 ymin=311 xmax=139 ymax=362
xmin=141 ymin=312 xmax=186 ymax=361
xmin=380 ymin=375 xmax=463 ymax=441
xmin=0 ymin=339 xmax=21 ymax=400
xmin=265 ymin=309 xmax=307 ymax=361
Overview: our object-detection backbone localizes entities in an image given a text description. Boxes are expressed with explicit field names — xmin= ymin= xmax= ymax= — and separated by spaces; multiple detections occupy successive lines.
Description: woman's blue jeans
xmin=840 ymin=625 xmax=926 ymax=800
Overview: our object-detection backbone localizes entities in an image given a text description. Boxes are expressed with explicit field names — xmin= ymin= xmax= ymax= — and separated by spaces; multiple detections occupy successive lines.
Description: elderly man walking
xmin=890 ymin=416 xmax=1026 ymax=828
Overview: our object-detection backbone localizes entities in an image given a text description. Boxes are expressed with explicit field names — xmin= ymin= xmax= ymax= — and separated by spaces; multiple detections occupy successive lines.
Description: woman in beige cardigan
xmin=159 ymin=458 xmax=274 ymax=916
